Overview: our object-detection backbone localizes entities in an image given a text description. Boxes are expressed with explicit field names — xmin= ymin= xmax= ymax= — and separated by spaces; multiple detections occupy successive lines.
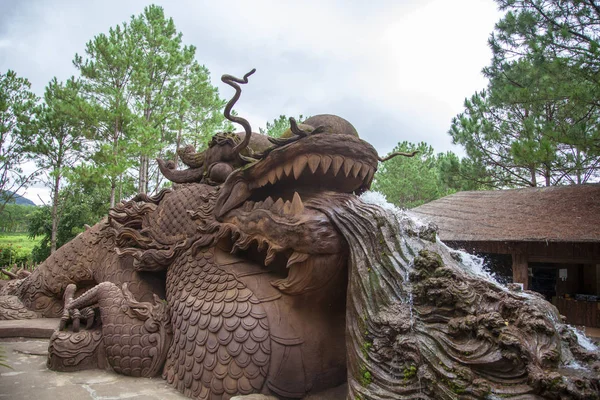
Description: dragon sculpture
xmin=1 ymin=69 xmax=599 ymax=400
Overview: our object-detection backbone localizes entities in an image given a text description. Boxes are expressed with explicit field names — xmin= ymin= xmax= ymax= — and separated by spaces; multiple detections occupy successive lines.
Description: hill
xmin=1 ymin=191 xmax=36 ymax=206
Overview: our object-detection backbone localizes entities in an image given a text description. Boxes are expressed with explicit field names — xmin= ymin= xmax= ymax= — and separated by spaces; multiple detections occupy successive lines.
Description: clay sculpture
xmin=1 ymin=70 xmax=598 ymax=400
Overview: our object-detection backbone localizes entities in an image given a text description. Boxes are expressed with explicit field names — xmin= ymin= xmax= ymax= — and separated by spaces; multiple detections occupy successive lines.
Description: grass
xmin=0 ymin=232 xmax=41 ymax=254
xmin=0 ymin=232 xmax=41 ymax=271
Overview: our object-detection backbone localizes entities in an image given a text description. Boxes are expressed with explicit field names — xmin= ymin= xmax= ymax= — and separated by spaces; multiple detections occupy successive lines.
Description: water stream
xmin=309 ymin=191 xmax=599 ymax=399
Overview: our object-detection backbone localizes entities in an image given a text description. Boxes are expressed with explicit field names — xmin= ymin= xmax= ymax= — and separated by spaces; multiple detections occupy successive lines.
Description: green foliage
xmin=28 ymin=172 xmax=114 ymax=263
xmin=373 ymin=142 xmax=485 ymax=209
xmin=436 ymin=151 xmax=492 ymax=191
xmin=451 ymin=58 xmax=600 ymax=187
xmin=373 ymin=142 xmax=438 ymax=208
xmin=0 ymin=204 xmax=35 ymax=233
xmin=0 ymin=70 xmax=39 ymax=213
xmin=358 ymin=364 xmax=373 ymax=386
xmin=0 ymin=233 xmax=40 ymax=253
xmin=259 ymin=115 xmax=308 ymax=138
xmin=0 ymin=239 xmax=33 ymax=267
xmin=450 ymin=0 xmax=600 ymax=188
xmin=172 ymin=62 xmax=231 ymax=156
xmin=28 ymin=77 xmax=89 ymax=253
xmin=403 ymin=365 xmax=417 ymax=380
xmin=74 ymin=20 xmax=137 ymax=207
xmin=0 ymin=231 xmax=38 ymax=268
xmin=74 ymin=5 xmax=228 ymax=199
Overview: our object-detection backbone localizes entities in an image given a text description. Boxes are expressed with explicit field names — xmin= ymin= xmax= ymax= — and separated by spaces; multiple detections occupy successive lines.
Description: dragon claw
xmin=82 ymin=307 xmax=95 ymax=329
xmin=71 ymin=309 xmax=81 ymax=332
xmin=59 ymin=312 xmax=69 ymax=331
xmin=59 ymin=284 xmax=97 ymax=332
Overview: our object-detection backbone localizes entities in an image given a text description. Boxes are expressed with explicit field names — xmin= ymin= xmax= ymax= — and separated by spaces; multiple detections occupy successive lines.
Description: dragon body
xmin=1 ymin=70 xmax=599 ymax=399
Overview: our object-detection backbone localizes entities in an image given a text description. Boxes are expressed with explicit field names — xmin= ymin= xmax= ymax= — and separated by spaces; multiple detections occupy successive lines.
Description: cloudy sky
xmin=0 ymin=0 xmax=502 ymax=204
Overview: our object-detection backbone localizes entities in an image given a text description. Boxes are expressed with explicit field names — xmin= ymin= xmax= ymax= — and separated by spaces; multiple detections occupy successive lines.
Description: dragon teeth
xmin=351 ymin=162 xmax=362 ymax=178
xmin=271 ymin=198 xmax=285 ymax=213
xmin=283 ymin=162 xmax=293 ymax=177
xmin=307 ymin=154 xmax=320 ymax=174
xmin=267 ymin=170 xmax=278 ymax=185
xmin=320 ymin=155 xmax=332 ymax=174
xmin=343 ymin=159 xmax=355 ymax=177
xmin=275 ymin=165 xmax=285 ymax=180
xmin=255 ymin=154 xmax=368 ymax=190
xmin=262 ymin=196 xmax=274 ymax=209
xmin=282 ymin=200 xmax=292 ymax=214
xmin=359 ymin=163 xmax=370 ymax=180
xmin=331 ymin=156 xmax=344 ymax=176
xmin=257 ymin=175 xmax=269 ymax=187
xmin=293 ymin=155 xmax=308 ymax=179
xmin=363 ymin=167 xmax=375 ymax=185
xmin=290 ymin=192 xmax=304 ymax=214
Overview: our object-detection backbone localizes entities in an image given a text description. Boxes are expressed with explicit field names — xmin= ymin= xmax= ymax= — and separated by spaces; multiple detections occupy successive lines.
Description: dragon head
xmin=158 ymin=70 xmax=414 ymax=295
xmin=214 ymin=113 xmax=379 ymax=218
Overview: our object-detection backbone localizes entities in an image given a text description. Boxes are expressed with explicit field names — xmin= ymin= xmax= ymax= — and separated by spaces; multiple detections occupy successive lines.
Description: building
xmin=411 ymin=184 xmax=600 ymax=328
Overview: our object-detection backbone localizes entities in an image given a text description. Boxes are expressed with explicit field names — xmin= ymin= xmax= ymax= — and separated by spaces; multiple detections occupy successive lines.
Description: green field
xmin=0 ymin=233 xmax=40 ymax=253
xmin=0 ymin=233 xmax=41 ymax=268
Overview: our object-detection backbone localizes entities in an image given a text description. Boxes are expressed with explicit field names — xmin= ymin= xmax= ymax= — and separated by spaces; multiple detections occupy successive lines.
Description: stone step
xmin=0 ymin=318 xmax=60 ymax=338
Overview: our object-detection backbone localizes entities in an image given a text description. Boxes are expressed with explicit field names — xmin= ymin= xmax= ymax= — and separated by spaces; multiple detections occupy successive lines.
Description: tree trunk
xmin=576 ymin=148 xmax=582 ymax=184
xmin=110 ymin=178 xmax=116 ymax=209
xmin=530 ymin=165 xmax=537 ymax=187
xmin=50 ymin=172 xmax=61 ymax=254
xmin=117 ymin=174 xmax=123 ymax=205
xmin=174 ymin=124 xmax=183 ymax=168
xmin=111 ymin=116 xmax=120 ymax=207
xmin=139 ymin=155 xmax=147 ymax=194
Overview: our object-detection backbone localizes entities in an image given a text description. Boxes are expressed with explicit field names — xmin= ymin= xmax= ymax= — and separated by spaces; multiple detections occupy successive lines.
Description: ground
xmin=0 ymin=319 xmax=347 ymax=400
xmin=0 ymin=338 xmax=187 ymax=400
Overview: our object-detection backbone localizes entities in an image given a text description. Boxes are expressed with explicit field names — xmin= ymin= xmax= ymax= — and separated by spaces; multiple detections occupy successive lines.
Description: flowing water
xmin=309 ymin=191 xmax=599 ymax=399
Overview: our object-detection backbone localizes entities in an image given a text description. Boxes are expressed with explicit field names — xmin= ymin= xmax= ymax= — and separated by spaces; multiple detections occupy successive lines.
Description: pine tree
xmin=74 ymin=23 xmax=137 ymax=207
xmin=128 ymin=5 xmax=195 ymax=194
xmin=0 ymin=70 xmax=39 ymax=213
xmin=30 ymin=77 xmax=87 ymax=253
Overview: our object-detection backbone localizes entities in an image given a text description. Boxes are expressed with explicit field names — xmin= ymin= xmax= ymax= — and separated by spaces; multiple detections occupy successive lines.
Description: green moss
xmin=362 ymin=340 xmax=373 ymax=358
xmin=357 ymin=315 xmax=367 ymax=334
xmin=444 ymin=378 xmax=466 ymax=395
xmin=403 ymin=365 xmax=417 ymax=380
xmin=358 ymin=365 xmax=373 ymax=387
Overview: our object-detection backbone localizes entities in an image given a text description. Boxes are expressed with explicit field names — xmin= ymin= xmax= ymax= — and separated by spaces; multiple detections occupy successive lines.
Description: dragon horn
xmin=222 ymin=69 xmax=256 ymax=156
xmin=289 ymin=117 xmax=308 ymax=137
xmin=378 ymin=150 xmax=418 ymax=162
xmin=157 ymin=158 xmax=204 ymax=183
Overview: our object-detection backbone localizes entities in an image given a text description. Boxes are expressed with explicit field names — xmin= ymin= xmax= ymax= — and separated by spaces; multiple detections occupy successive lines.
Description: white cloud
xmin=0 ymin=0 xmax=502 ymax=202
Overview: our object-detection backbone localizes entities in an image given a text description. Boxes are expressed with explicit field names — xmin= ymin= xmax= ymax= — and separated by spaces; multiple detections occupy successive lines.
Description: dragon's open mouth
xmin=214 ymin=133 xmax=379 ymax=218
xmin=247 ymin=153 xmax=374 ymax=201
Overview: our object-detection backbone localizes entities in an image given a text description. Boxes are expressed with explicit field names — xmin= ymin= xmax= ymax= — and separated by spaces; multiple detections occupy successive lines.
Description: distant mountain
xmin=1 ymin=191 xmax=36 ymax=206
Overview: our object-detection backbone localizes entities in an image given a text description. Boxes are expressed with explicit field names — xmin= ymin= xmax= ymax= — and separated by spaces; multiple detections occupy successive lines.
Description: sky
xmin=0 ymin=0 xmax=503 ymax=204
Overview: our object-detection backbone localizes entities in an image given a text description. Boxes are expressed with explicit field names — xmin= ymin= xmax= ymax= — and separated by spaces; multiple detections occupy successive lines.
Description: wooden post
xmin=512 ymin=253 xmax=529 ymax=290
